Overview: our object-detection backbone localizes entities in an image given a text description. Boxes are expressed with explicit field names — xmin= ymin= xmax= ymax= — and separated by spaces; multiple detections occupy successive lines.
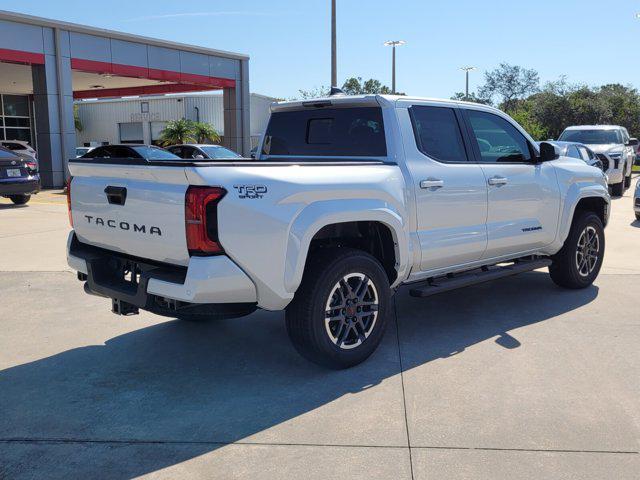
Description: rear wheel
xmin=549 ymin=211 xmax=604 ymax=289
xmin=285 ymin=248 xmax=391 ymax=369
xmin=8 ymin=194 xmax=30 ymax=205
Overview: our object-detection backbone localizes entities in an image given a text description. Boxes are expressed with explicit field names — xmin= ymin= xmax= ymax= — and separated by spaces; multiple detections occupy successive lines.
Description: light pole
xmin=331 ymin=0 xmax=337 ymax=87
xmin=460 ymin=66 xmax=476 ymax=100
xmin=384 ymin=40 xmax=406 ymax=94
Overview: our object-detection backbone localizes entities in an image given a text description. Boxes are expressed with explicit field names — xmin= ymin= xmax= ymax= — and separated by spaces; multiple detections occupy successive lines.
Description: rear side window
xmin=409 ymin=106 xmax=468 ymax=162
xmin=262 ymin=107 xmax=386 ymax=157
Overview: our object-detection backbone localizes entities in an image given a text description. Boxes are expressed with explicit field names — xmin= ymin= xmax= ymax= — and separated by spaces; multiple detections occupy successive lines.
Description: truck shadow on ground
xmin=0 ymin=272 xmax=598 ymax=478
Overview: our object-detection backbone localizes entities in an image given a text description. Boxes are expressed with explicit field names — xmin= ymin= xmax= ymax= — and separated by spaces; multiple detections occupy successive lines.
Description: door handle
xmin=420 ymin=178 xmax=444 ymax=189
xmin=488 ymin=176 xmax=508 ymax=186
xmin=104 ymin=186 xmax=127 ymax=205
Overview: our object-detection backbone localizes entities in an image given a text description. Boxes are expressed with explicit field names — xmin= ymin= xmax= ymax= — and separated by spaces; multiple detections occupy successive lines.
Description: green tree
xmin=478 ymin=63 xmax=540 ymax=111
xmin=73 ymin=104 xmax=83 ymax=132
xmin=159 ymin=119 xmax=197 ymax=146
xmin=509 ymin=103 xmax=548 ymax=140
xmin=342 ymin=77 xmax=393 ymax=95
xmin=295 ymin=86 xmax=330 ymax=100
xmin=450 ymin=91 xmax=491 ymax=104
xmin=193 ymin=122 xmax=220 ymax=144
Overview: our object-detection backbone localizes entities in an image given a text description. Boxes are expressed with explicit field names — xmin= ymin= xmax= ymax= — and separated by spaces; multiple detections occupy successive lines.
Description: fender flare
xmin=283 ymin=199 xmax=411 ymax=293
xmin=556 ymin=183 xmax=610 ymax=246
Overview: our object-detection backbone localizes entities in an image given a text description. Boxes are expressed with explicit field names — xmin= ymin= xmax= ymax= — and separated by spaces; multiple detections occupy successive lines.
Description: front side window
xmin=566 ymin=145 xmax=581 ymax=159
xmin=409 ymin=106 xmax=468 ymax=162
xmin=466 ymin=110 xmax=533 ymax=163
xmin=262 ymin=107 xmax=386 ymax=157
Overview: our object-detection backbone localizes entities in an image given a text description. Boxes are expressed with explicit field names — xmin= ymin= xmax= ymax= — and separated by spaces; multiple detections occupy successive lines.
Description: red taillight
xmin=66 ymin=177 xmax=73 ymax=227
xmin=185 ymin=186 xmax=226 ymax=255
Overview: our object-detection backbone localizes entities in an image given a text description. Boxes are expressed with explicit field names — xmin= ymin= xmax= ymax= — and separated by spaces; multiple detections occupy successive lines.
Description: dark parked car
xmin=541 ymin=141 xmax=604 ymax=171
xmin=165 ymin=144 xmax=242 ymax=160
xmin=0 ymin=145 xmax=40 ymax=205
xmin=80 ymin=144 xmax=180 ymax=160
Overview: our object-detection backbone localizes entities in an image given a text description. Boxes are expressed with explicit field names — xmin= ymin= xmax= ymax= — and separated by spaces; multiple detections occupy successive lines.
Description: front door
xmin=463 ymin=109 xmax=560 ymax=259
xmin=401 ymin=104 xmax=488 ymax=273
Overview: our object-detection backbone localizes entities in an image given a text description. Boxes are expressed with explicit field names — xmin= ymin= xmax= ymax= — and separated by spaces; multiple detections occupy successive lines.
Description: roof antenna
xmin=329 ymin=86 xmax=345 ymax=96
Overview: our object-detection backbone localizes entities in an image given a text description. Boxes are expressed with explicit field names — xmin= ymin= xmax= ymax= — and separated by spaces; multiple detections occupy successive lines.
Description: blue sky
xmin=2 ymin=0 xmax=639 ymax=99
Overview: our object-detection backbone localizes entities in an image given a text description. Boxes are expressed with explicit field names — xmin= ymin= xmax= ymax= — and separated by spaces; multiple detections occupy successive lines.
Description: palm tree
xmin=159 ymin=119 xmax=197 ymax=146
xmin=193 ymin=122 xmax=221 ymax=144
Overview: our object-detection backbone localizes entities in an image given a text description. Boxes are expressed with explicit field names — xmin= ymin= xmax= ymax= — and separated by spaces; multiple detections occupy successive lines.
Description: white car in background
xmin=75 ymin=146 xmax=94 ymax=157
xmin=0 ymin=140 xmax=37 ymax=160
xmin=558 ymin=125 xmax=637 ymax=196
xmin=634 ymin=178 xmax=640 ymax=221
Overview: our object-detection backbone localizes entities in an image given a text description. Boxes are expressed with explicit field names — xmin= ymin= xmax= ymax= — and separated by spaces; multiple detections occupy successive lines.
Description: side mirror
xmin=193 ymin=154 xmax=205 ymax=159
xmin=539 ymin=141 xmax=560 ymax=162
xmin=627 ymin=138 xmax=639 ymax=147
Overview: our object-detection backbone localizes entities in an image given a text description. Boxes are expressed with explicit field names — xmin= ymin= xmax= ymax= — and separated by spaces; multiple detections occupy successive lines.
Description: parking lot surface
xmin=1 ymin=183 xmax=639 ymax=479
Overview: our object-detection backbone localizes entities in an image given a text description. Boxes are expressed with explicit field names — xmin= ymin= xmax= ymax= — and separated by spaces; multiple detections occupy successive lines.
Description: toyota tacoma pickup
xmin=66 ymin=94 xmax=610 ymax=369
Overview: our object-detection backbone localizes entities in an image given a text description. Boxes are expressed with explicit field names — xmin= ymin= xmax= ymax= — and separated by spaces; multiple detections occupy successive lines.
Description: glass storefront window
xmin=5 ymin=129 xmax=31 ymax=143
xmin=3 ymin=95 xmax=29 ymax=117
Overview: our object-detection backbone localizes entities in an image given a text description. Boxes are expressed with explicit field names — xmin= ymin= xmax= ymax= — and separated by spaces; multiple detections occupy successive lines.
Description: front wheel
xmin=9 ymin=194 xmax=31 ymax=205
xmin=549 ymin=211 xmax=605 ymax=289
xmin=611 ymin=179 xmax=624 ymax=197
xmin=285 ymin=248 xmax=391 ymax=369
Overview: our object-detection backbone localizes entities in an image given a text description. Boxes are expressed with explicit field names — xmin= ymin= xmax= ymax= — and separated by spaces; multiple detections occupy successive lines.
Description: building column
xmin=222 ymin=59 xmax=250 ymax=156
xmin=31 ymin=28 xmax=74 ymax=188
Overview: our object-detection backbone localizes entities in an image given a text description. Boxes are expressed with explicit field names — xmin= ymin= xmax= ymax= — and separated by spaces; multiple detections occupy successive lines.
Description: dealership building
xmin=0 ymin=10 xmax=251 ymax=187
xmin=75 ymin=92 xmax=275 ymax=149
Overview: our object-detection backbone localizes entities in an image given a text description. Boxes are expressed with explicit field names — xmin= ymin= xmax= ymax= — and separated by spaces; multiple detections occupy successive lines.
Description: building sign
xmin=130 ymin=112 xmax=161 ymax=122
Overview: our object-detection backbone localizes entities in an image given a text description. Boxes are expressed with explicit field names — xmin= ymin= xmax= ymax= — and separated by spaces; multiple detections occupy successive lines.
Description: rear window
xmin=131 ymin=146 xmax=180 ymax=160
xmin=262 ymin=107 xmax=387 ymax=157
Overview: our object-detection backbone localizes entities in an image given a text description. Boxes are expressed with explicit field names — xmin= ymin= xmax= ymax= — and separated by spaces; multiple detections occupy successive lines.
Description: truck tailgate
xmin=69 ymin=162 xmax=190 ymax=266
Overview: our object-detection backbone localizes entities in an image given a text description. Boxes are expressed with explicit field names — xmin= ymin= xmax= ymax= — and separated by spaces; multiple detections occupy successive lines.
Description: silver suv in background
xmin=558 ymin=125 xmax=637 ymax=196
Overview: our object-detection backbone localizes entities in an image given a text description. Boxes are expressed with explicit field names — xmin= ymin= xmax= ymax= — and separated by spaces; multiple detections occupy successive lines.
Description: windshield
xmin=559 ymin=129 xmax=621 ymax=145
xmin=131 ymin=146 xmax=180 ymax=160
xmin=200 ymin=146 xmax=241 ymax=159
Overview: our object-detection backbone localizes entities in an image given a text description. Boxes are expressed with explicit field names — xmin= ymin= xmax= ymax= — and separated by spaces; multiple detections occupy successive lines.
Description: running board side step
xmin=409 ymin=258 xmax=552 ymax=298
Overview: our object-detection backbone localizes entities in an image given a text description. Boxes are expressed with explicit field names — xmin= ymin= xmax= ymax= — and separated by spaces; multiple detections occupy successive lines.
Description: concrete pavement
xmin=0 ymin=183 xmax=638 ymax=479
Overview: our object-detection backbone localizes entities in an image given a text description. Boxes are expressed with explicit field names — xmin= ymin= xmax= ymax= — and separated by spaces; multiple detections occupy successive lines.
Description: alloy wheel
xmin=324 ymin=273 xmax=379 ymax=350
xmin=575 ymin=225 xmax=600 ymax=277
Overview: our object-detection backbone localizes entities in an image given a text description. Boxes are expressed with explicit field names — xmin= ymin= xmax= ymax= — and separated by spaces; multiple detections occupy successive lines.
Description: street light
xmin=460 ymin=66 xmax=476 ymax=100
xmin=331 ymin=0 xmax=337 ymax=87
xmin=384 ymin=40 xmax=406 ymax=94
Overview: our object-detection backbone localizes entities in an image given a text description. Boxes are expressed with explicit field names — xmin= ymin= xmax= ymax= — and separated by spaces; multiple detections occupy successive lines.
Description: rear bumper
xmin=66 ymin=232 xmax=258 ymax=316
xmin=0 ymin=177 xmax=40 ymax=196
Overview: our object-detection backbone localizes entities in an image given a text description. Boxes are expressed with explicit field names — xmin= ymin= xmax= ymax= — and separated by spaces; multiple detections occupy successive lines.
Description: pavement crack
xmin=393 ymin=295 xmax=415 ymax=480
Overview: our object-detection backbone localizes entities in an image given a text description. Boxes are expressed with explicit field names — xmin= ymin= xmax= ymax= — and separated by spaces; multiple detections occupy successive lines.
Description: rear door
xmin=400 ymin=103 xmax=488 ymax=272
xmin=462 ymin=108 xmax=560 ymax=259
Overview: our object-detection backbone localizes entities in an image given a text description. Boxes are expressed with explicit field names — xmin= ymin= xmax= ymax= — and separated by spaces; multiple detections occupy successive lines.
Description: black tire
xmin=636 ymin=213 xmax=640 ymax=222
xmin=624 ymin=171 xmax=631 ymax=189
xmin=549 ymin=211 xmax=604 ymax=289
xmin=9 ymin=194 xmax=30 ymax=205
xmin=611 ymin=180 xmax=624 ymax=197
xmin=285 ymin=247 xmax=391 ymax=369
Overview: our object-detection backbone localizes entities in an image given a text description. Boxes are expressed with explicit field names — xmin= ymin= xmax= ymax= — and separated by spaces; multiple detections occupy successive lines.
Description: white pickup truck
xmin=66 ymin=94 xmax=610 ymax=368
